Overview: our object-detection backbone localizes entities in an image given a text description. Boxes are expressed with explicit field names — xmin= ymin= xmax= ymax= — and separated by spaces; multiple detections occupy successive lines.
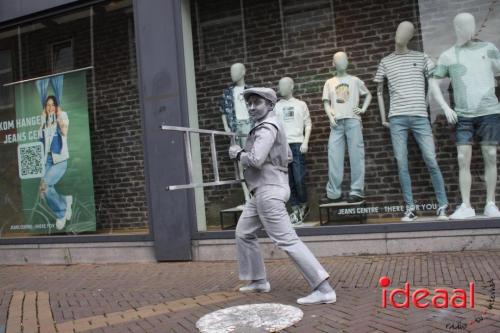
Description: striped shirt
xmin=374 ymin=51 xmax=434 ymax=118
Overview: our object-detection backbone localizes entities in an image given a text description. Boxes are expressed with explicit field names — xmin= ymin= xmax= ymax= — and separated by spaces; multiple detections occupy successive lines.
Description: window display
xmin=188 ymin=0 xmax=500 ymax=232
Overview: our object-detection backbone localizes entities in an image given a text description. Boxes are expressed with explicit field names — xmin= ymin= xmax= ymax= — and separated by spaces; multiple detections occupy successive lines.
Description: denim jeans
xmin=288 ymin=143 xmax=307 ymax=206
xmin=389 ymin=116 xmax=448 ymax=208
xmin=326 ymin=118 xmax=365 ymax=199
xmin=42 ymin=154 xmax=68 ymax=219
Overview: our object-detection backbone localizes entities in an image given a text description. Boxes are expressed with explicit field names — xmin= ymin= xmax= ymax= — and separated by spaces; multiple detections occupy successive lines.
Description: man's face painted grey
xmin=246 ymin=95 xmax=271 ymax=121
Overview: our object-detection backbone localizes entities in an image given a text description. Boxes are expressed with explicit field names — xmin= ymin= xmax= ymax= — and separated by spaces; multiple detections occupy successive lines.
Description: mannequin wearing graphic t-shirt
xmin=322 ymin=52 xmax=372 ymax=204
xmin=430 ymin=13 xmax=500 ymax=219
xmin=374 ymin=21 xmax=449 ymax=222
xmin=274 ymin=77 xmax=312 ymax=226
xmin=220 ymin=63 xmax=251 ymax=206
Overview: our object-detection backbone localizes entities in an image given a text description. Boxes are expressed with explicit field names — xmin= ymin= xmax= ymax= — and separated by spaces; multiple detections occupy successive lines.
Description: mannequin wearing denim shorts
xmin=430 ymin=13 xmax=500 ymax=219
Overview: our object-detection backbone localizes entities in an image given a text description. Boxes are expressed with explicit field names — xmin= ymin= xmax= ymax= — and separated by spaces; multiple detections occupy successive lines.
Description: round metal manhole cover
xmin=196 ymin=303 xmax=303 ymax=333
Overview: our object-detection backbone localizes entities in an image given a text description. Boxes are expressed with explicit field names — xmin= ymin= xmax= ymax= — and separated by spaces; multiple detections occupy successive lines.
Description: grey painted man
xmin=228 ymin=87 xmax=336 ymax=305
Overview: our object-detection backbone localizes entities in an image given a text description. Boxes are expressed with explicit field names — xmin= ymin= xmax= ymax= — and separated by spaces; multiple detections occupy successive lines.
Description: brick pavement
xmin=0 ymin=251 xmax=499 ymax=332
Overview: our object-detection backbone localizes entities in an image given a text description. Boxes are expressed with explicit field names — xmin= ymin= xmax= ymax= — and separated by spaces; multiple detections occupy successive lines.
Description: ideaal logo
xmin=379 ymin=276 xmax=474 ymax=309
xmin=379 ymin=277 xmax=496 ymax=331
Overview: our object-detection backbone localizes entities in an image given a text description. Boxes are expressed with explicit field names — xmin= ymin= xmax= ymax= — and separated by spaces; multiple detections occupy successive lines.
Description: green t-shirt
xmin=433 ymin=42 xmax=500 ymax=118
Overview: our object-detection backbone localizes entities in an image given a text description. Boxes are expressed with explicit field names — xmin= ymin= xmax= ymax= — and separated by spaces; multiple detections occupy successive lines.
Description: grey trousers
xmin=235 ymin=184 xmax=330 ymax=290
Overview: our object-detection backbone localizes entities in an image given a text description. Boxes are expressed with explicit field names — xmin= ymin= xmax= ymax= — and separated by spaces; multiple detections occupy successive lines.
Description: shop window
xmin=184 ymin=0 xmax=500 ymax=232
xmin=0 ymin=0 xmax=149 ymax=238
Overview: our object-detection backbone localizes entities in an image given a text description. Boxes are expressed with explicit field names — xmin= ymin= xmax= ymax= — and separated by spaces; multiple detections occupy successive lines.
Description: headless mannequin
xmin=221 ymin=63 xmax=251 ymax=205
xmin=430 ymin=13 xmax=498 ymax=211
xmin=278 ymin=78 xmax=312 ymax=153
xmin=277 ymin=77 xmax=312 ymax=224
xmin=323 ymin=52 xmax=371 ymax=203
xmin=375 ymin=21 xmax=449 ymax=220
xmin=325 ymin=52 xmax=371 ymax=125
xmin=377 ymin=21 xmax=414 ymax=128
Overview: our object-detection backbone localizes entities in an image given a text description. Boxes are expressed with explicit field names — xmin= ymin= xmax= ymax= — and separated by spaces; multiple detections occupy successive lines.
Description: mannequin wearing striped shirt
xmin=374 ymin=21 xmax=449 ymax=222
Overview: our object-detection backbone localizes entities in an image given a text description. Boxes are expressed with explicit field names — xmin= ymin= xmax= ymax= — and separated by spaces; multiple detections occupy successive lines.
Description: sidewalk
xmin=0 ymin=250 xmax=499 ymax=333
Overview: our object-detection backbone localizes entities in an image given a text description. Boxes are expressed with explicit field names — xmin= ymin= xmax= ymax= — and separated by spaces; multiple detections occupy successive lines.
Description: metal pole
xmin=210 ymin=133 xmax=219 ymax=182
xmin=184 ymin=131 xmax=194 ymax=183
xmin=3 ymin=66 xmax=94 ymax=87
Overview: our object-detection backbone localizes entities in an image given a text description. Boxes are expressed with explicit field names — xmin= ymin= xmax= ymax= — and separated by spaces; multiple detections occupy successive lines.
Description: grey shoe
xmin=239 ymin=281 xmax=271 ymax=293
xmin=297 ymin=290 xmax=336 ymax=305
xmin=436 ymin=204 xmax=449 ymax=220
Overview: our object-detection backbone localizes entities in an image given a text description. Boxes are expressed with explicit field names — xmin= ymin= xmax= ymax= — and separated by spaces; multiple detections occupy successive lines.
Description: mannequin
xmin=220 ymin=63 xmax=251 ymax=207
xmin=374 ymin=21 xmax=449 ymax=222
xmin=322 ymin=52 xmax=372 ymax=204
xmin=274 ymin=77 xmax=311 ymax=226
xmin=228 ymin=87 xmax=336 ymax=305
xmin=430 ymin=13 xmax=500 ymax=219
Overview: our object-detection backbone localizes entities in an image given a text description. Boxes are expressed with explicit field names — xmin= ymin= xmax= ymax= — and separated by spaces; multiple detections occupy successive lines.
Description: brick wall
xmin=16 ymin=5 xmax=148 ymax=231
xmin=192 ymin=0 xmax=500 ymax=224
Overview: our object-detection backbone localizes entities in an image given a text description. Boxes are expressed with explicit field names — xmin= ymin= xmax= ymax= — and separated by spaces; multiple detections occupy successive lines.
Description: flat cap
xmin=242 ymin=87 xmax=277 ymax=105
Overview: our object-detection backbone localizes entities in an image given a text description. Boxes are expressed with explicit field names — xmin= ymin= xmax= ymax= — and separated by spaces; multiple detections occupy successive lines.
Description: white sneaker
xmin=290 ymin=207 xmax=301 ymax=225
xmin=450 ymin=203 xmax=475 ymax=220
xmin=299 ymin=204 xmax=310 ymax=221
xmin=239 ymin=281 xmax=271 ymax=293
xmin=436 ymin=205 xmax=449 ymax=221
xmin=55 ymin=217 xmax=66 ymax=230
xmin=65 ymin=195 xmax=73 ymax=221
xmin=297 ymin=290 xmax=336 ymax=305
xmin=484 ymin=202 xmax=500 ymax=218
xmin=401 ymin=207 xmax=417 ymax=222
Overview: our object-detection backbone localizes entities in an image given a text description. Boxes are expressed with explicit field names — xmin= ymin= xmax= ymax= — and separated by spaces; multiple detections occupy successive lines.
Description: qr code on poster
xmin=17 ymin=142 xmax=45 ymax=179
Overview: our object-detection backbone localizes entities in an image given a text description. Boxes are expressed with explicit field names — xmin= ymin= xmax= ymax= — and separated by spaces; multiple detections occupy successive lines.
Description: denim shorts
xmin=456 ymin=114 xmax=500 ymax=145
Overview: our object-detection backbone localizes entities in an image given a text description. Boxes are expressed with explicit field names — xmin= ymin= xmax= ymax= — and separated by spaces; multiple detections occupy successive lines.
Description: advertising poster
xmin=0 ymin=71 xmax=96 ymax=236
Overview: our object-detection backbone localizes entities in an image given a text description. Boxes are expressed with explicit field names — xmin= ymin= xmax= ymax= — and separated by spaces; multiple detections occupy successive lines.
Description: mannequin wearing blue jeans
xmin=375 ymin=21 xmax=449 ymax=221
xmin=323 ymin=52 xmax=372 ymax=202
xmin=288 ymin=143 xmax=307 ymax=206
xmin=326 ymin=119 xmax=365 ymax=200
xmin=389 ymin=116 xmax=448 ymax=210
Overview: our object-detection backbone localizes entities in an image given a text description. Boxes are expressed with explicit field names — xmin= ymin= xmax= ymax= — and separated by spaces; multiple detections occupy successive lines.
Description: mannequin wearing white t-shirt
xmin=220 ymin=63 xmax=251 ymax=205
xmin=275 ymin=77 xmax=312 ymax=225
xmin=430 ymin=13 xmax=500 ymax=219
xmin=323 ymin=52 xmax=372 ymax=204
xmin=374 ymin=21 xmax=449 ymax=222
